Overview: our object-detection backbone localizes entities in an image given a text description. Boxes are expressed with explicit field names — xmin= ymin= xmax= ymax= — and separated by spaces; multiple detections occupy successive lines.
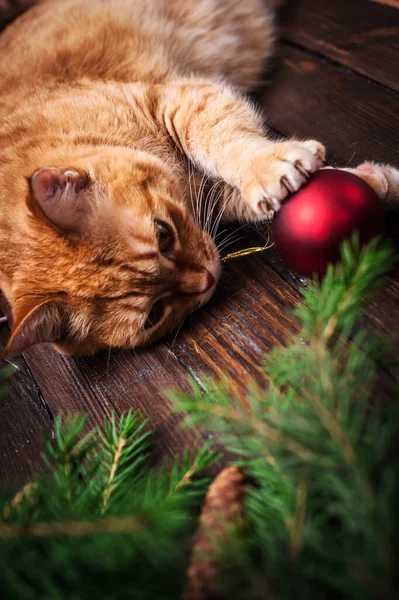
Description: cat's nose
xmin=176 ymin=267 xmax=216 ymax=295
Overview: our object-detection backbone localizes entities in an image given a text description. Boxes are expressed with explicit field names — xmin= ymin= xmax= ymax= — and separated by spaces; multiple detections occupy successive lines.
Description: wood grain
xmin=262 ymin=44 xmax=399 ymax=167
xmin=171 ymin=255 xmax=300 ymax=388
xmin=22 ymin=341 xmax=204 ymax=465
xmin=280 ymin=0 xmax=399 ymax=92
xmin=0 ymin=316 xmax=53 ymax=489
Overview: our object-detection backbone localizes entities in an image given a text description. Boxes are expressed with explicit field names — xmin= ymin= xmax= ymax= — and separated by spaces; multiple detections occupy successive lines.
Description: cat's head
xmin=2 ymin=147 xmax=220 ymax=357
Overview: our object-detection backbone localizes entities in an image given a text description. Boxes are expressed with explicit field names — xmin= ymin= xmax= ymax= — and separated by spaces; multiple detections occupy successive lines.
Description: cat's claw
xmin=241 ymin=139 xmax=326 ymax=216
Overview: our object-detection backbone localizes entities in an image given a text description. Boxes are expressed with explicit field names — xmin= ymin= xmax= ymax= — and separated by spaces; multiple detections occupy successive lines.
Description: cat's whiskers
xmin=214 ymin=223 xmax=248 ymax=244
xmin=191 ymin=165 xmax=204 ymax=228
xmin=187 ymin=160 xmax=202 ymax=227
xmin=164 ymin=318 xmax=186 ymax=367
xmin=187 ymin=160 xmax=198 ymax=225
xmin=180 ymin=162 xmax=194 ymax=208
xmin=215 ymin=224 xmax=249 ymax=253
xmin=196 ymin=172 xmax=210 ymax=229
xmin=217 ymin=233 xmax=248 ymax=254
xmin=198 ymin=178 xmax=215 ymax=233
xmin=196 ymin=172 xmax=213 ymax=232
xmin=209 ymin=186 xmax=232 ymax=240
xmin=209 ymin=183 xmax=224 ymax=231
xmin=203 ymin=180 xmax=223 ymax=234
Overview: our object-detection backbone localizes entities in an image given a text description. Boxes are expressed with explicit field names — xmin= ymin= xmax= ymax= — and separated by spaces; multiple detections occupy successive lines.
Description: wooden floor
xmin=1 ymin=0 xmax=399 ymax=487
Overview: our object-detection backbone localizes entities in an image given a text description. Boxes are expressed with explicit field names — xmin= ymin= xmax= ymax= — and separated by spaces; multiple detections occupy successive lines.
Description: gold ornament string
xmin=221 ymin=223 xmax=274 ymax=263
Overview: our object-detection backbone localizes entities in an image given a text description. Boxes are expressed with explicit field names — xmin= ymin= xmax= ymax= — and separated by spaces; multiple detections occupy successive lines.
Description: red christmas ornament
xmin=272 ymin=169 xmax=385 ymax=278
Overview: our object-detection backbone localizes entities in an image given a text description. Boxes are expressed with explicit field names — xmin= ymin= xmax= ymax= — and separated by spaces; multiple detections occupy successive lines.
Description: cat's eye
xmin=156 ymin=220 xmax=174 ymax=253
xmin=144 ymin=300 xmax=164 ymax=329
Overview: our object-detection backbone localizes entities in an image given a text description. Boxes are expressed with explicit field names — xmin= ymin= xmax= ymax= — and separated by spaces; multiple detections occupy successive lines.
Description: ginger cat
xmin=0 ymin=0 xmax=398 ymax=357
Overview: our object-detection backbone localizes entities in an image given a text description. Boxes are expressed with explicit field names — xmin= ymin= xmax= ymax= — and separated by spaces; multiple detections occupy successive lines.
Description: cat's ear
xmin=2 ymin=298 xmax=65 ymax=357
xmin=30 ymin=167 xmax=96 ymax=234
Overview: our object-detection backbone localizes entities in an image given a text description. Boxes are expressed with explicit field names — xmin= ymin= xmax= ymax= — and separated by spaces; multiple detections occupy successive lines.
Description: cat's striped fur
xmin=0 ymin=0 xmax=398 ymax=356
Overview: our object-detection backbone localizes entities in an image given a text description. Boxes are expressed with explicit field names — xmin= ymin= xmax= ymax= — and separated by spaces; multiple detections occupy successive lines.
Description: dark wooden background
xmin=1 ymin=0 xmax=399 ymax=488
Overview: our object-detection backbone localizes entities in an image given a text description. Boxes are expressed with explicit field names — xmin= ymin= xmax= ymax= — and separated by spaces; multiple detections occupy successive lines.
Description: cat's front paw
xmin=348 ymin=161 xmax=399 ymax=207
xmin=241 ymin=139 xmax=325 ymax=216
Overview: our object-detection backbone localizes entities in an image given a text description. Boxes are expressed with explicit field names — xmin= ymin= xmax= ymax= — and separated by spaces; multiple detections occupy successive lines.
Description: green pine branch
xmin=0 ymin=411 xmax=219 ymax=600
xmin=0 ymin=237 xmax=398 ymax=599
xmin=98 ymin=410 xmax=152 ymax=512
xmin=171 ymin=237 xmax=399 ymax=600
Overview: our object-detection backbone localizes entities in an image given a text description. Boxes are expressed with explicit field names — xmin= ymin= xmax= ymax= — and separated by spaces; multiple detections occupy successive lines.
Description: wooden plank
xmin=367 ymin=213 xmax=399 ymax=341
xmin=280 ymin=0 xmax=399 ymax=92
xmin=0 ymin=318 xmax=53 ymax=490
xmin=172 ymin=256 xmax=300 ymax=389
xmin=22 ymin=342 xmax=203 ymax=464
xmin=262 ymin=44 xmax=399 ymax=166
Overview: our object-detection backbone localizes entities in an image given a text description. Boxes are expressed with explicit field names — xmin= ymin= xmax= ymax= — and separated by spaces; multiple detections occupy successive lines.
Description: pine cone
xmin=184 ymin=466 xmax=249 ymax=600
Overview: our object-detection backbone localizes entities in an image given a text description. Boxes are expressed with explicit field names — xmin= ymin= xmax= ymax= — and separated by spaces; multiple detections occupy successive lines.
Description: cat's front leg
xmin=158 ymin=80 xmax=325 ymax=219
